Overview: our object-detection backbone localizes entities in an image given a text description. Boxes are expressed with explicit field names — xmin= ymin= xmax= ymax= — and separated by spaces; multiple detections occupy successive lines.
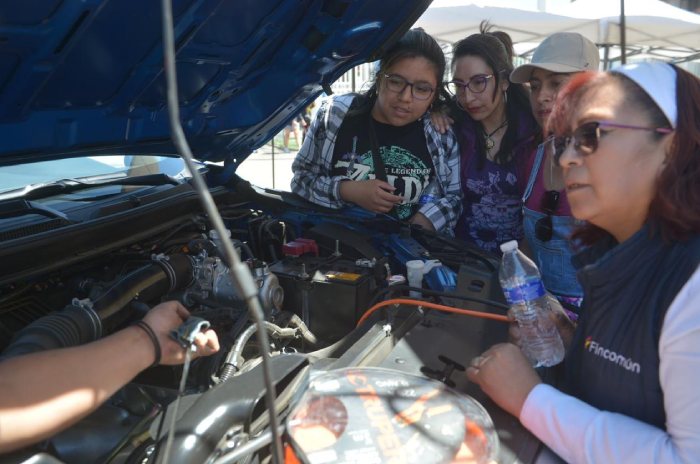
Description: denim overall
xmin=522 ymin=144 xmax=583 ymax=307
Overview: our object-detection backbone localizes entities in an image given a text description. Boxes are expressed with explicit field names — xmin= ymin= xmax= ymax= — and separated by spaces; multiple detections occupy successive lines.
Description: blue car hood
xmin=0 ymin=0 xmax=431 ymax=166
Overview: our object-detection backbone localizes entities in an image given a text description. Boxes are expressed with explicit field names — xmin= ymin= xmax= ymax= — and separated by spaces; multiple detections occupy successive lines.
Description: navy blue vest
xmin=563 ymin=227 xmax=700 ymax=428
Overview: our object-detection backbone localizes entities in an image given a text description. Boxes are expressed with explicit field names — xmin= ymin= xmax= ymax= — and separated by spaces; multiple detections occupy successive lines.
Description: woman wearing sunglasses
xmin=510 ymin=33 xmax=600 ymax=314
xmin=467 ymin=62 xmax=700 ymax=463
xmin=291 ymin=28 xmax=461 ymax=234
xmin=443 ymin=23 xmax=538 ymax=253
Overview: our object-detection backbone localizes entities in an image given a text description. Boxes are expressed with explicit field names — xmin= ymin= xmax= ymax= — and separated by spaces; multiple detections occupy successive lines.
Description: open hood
xmin=0 ymin=0 xmax=431 ymax=167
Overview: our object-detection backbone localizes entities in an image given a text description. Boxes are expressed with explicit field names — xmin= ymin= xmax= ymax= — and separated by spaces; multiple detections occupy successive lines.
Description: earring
xmin=503 ymin=91 xmax=508 ymax=104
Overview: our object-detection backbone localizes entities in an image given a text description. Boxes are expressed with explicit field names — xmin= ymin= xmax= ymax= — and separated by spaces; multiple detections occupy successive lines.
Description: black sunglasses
xmin=535 ymin=190 xmax=560 ymax=242
xmin=550 ymin=120 xmax=673 ymax=165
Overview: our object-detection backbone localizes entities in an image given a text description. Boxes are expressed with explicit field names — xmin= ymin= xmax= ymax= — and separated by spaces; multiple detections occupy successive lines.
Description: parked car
xmin=0 ymin=1 xmax=543 ymax=463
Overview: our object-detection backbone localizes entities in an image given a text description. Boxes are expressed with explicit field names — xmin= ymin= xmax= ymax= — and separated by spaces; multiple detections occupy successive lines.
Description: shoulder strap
xmin=522 ymin=143 xmax=545 ymax=203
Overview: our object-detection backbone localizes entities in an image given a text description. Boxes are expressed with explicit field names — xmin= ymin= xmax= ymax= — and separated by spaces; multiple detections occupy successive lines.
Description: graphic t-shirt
xmin=330 ymin=113 xmax=433 ymax=220
xmin=456 ymin=156 xmax=523 ymax=253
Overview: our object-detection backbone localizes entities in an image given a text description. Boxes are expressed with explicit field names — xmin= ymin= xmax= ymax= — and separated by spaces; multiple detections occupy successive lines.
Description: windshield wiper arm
xmin=0 ymin=199 xmax=71 ymax=222
xmin=5 ymin=174 xmax=180 ymax=201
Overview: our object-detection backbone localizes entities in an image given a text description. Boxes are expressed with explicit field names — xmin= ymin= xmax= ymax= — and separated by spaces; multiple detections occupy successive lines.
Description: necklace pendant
xmin=482 ymin=119 xmax=507 ymax=154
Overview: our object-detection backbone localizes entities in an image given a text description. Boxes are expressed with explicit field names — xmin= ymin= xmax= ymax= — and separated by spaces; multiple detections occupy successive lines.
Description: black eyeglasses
xmin=550 ymin=120 xmax=673 ymax=165
xmin=445 ymin=74 xmax=494 ymax=95
xmin=382 ymin=73 xmax=435 ymax=101
xmin=535 ymin=190 xmax=560 ymax=242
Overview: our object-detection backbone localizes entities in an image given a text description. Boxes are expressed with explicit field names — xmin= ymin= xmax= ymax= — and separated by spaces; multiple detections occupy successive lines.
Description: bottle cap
xmin=499 ymin=240 xmax=518 ymax=253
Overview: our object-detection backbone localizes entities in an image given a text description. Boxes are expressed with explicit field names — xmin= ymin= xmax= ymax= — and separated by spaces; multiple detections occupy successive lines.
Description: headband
xmin=610 ymin=62 xmax=677 ymax=129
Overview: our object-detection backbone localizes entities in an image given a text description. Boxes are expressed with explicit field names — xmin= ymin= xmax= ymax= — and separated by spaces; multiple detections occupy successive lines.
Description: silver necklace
xmin=482 ymin=119 xmax=508 ymax=152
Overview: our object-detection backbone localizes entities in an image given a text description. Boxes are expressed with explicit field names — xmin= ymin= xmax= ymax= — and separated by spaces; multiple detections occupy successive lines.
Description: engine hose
xmin=356 ymin=298 xmax=510 ymax=327
xmin=93 ymin=254 xmax=194 ymax=329
xmin=238 ymin=241 xmax=255 ymax=261
xmin=219 ymin=319 xmax=316 ymax=382
xmin=0 ymin=303 xmax=102 ymax=360
xmin=287 ymin=314 xmax=318 ymax=345
xmin=219 ymin=323 xmax=282 ymax=382
xmin=0 ymin=254 xmax=194 ymax=359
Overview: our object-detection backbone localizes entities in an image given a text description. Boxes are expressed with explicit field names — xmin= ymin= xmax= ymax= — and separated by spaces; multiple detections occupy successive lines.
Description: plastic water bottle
xmin=418 ymin=178 xmax=439 ymax=205
xmin=499 ymin=240 xmax=564 ymax=367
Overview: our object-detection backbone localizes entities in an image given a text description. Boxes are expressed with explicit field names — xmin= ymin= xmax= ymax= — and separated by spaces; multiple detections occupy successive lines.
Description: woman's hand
xmin=429 ymin=110 xmax=454 ymax=134
xmin=508 ymin=294 xmax=576 ymax=351
xmin=339 ymin=179 xmax=402 ymax=213
xmin=144 ymin=301 xmax=220 ymax=365
xmin=466 ymin=343 xmax=541 ymax=417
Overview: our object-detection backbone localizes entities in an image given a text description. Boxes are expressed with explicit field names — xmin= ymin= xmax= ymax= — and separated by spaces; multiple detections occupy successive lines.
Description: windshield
xmin=0 ymin=155 xmax=189 ymax=194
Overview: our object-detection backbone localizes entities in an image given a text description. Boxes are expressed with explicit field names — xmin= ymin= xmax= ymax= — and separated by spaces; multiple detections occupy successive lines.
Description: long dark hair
xmin=349 ymin=27 xmax=448 ymax=116
xmin=549 ymin=66 xmax=700 ymax=245
xmin=451 ymin=21 xmax=535 ymax=168
xmin=656 ymin=65 xmax=700 ymax=240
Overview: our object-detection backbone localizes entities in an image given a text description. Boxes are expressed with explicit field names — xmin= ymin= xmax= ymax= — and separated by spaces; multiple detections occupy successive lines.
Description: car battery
xmin=269 ymin=255 xmax=377 ymax=343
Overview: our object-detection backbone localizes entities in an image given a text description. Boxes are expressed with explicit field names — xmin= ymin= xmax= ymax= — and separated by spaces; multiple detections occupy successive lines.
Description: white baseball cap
xmin=511 ymin=32 xmax=600 ymax=83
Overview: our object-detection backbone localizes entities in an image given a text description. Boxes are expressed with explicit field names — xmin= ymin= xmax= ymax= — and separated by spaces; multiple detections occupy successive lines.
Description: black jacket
xmin=563 ymin=226 xmax=700 ymax=428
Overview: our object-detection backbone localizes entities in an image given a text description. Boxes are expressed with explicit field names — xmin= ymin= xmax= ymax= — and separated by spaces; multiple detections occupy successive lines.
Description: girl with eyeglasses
xmin=441 ymin=23 xmax=538 ymax=253
xmin=510 ymin=32 xmax=600 ymax=315
xmin=467 ymin=62 xmax=700 ymax=463
xmin=291 ymin=28 xmax=461 ymax=234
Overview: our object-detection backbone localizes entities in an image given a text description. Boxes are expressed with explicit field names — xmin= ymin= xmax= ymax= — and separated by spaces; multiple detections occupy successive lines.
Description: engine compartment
xmin=0 ymin=180 xmax=535 ymax=464
xmin=0 ymin=0 xmax=543 ymax=461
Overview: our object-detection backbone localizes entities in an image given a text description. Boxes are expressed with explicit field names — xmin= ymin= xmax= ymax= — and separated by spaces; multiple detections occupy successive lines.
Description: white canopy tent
xmin=550 ymin=0 xmax=700 ymax=64
xmin=414 ymin=0 xmax=700 ymax=65
xmin=414 ymin=0 xmax=588 ymax=49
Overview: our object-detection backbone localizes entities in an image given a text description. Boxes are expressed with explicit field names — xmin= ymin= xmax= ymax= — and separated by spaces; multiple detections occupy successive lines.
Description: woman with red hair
xmin=467 ymin=62 xmax=700 ymax=462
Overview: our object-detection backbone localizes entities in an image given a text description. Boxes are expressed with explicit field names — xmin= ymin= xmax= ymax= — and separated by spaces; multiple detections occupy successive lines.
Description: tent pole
xmin=603 ymin=44 xmax=610 ymax=70
xmin=620 ymin=0 xmax=626 ymax=64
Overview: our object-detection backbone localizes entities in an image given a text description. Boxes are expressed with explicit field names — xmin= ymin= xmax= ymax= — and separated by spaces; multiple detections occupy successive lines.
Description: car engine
xmin=0 ymin=0 xmax=552 ymax=461
xmin=0 ymin=178 xmax=529 ymax=464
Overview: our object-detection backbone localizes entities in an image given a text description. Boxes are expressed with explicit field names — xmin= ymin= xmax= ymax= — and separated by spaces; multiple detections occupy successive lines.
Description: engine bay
xmin=0 ymin=0 xmax=550 ymax=462
xmin=0 ymin=178 xmax=548 ymax=464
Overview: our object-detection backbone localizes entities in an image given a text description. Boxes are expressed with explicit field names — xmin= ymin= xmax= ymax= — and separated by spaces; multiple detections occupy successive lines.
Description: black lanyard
xmin=367 ymin=116 xmax=388 ymax=182
xmin=367 ymin=115 xmax=403 ymax=219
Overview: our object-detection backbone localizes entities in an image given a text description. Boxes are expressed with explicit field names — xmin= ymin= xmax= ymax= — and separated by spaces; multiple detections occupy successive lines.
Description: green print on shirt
xmin=341 ymin=145 xmax=431 ymax=220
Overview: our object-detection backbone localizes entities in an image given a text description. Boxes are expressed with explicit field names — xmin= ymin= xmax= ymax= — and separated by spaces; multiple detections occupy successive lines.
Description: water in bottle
xmin=499 ymin=240 xmax=565 ymax=367
xmin=418 ymin=178 xmax=439 ymax=205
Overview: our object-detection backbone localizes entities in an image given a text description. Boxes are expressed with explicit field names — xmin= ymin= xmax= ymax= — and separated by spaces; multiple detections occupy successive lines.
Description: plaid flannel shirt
xmin=290 ymin=94 xmax=462 ymax=235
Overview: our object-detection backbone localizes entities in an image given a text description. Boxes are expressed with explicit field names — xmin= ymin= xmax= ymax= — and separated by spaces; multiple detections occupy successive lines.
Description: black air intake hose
xmin=94 ymin=254 xmax=194 ymax=329
xmin=0 ymin=254 xmax=194 ymax=360
xmin=0 ymin=303 xmax=102 ymax=360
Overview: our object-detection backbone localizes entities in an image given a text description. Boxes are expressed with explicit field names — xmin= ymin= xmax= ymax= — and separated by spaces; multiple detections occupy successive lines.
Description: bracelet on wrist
xmin=132 ymin=320 xmax=162 ymax=368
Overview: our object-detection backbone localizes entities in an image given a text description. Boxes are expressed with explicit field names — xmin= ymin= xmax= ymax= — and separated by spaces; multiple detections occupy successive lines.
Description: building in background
xmin=662 ymin=0 xmax=700 ymax=12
